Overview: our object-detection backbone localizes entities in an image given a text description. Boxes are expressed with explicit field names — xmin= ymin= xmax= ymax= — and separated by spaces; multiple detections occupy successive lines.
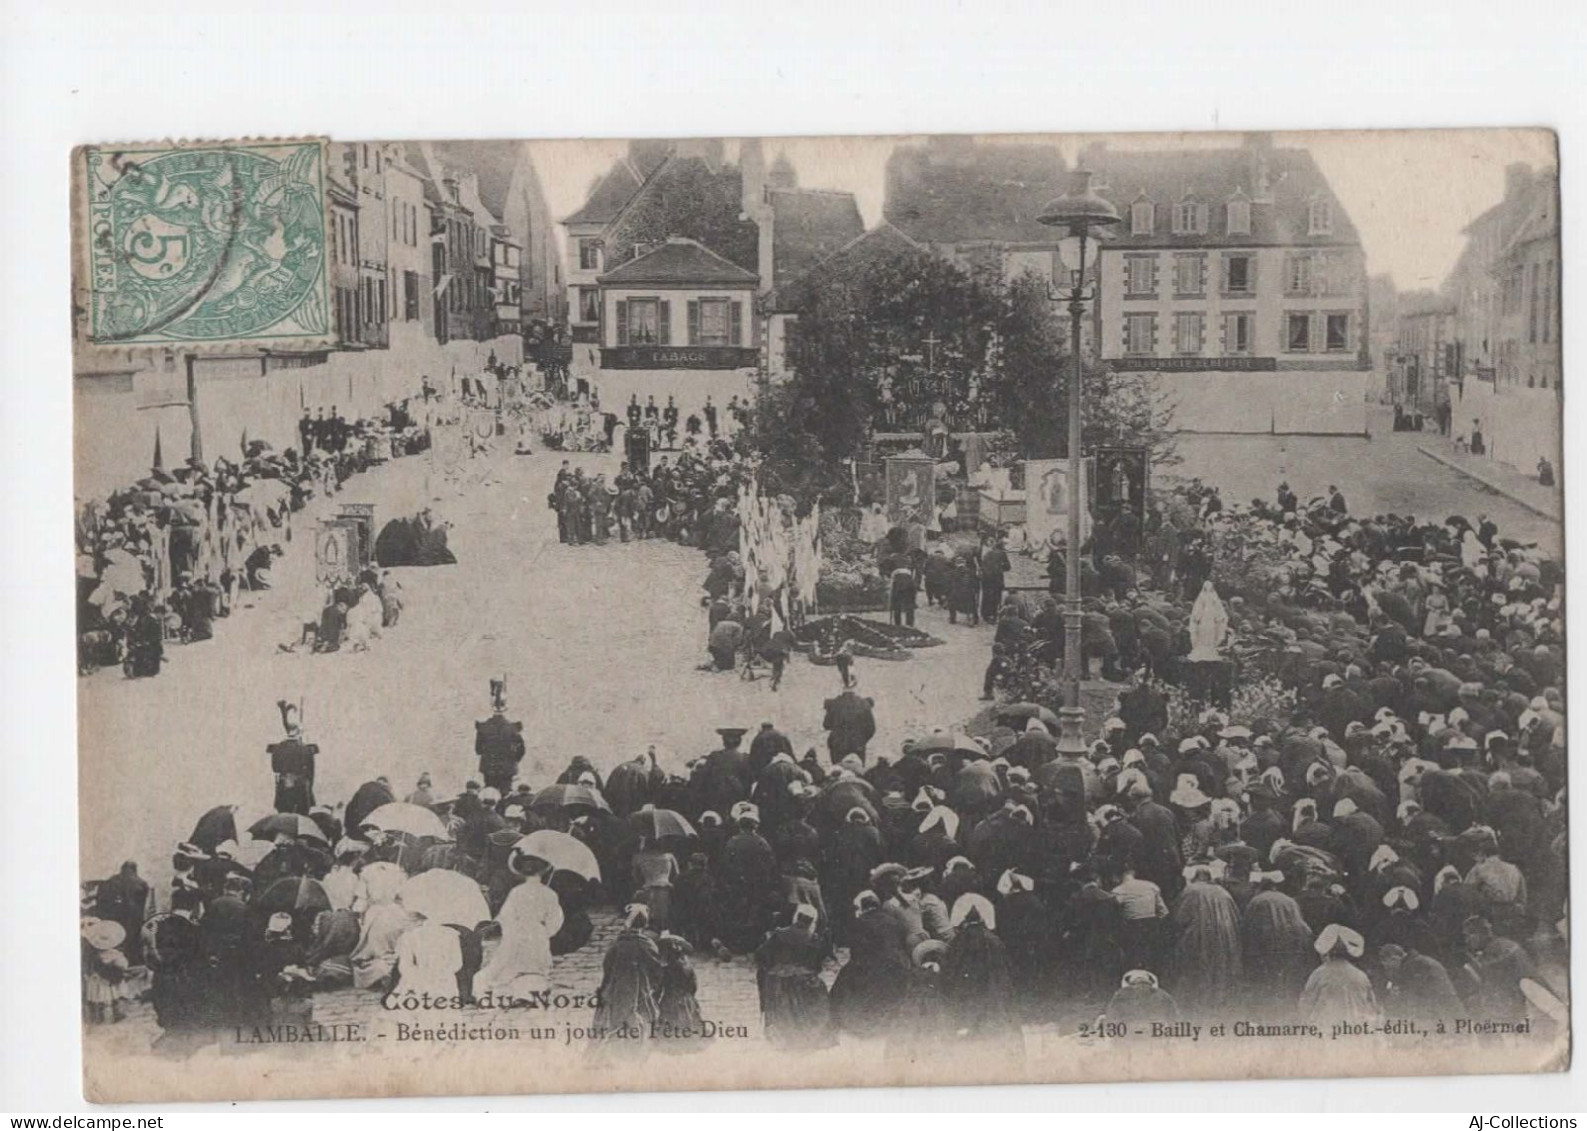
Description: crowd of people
xmin=79 ymin=391 xmax=1567 ymax=1059
xmin=75 ymin=398 xmax=431 ymax=679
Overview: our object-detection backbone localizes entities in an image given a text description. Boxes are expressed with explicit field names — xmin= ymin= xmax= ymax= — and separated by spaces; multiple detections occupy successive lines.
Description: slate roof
xmin=597 ymin=237 xmax=759 ymax=287
xmin=563 ymin=159 xmax=646 ymax=226
xmin=883 ymin=138 xmax=1069 ymax=245
xmin=769 ymin=188 xmax=865 ymax=292
xmin=1083 ymin=142 xmax=1362 ymax=248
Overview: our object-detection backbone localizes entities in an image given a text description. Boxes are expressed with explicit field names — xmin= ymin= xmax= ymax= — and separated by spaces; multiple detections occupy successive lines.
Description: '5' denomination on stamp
xmin=78 ymin=139 xmax=332 ymax=348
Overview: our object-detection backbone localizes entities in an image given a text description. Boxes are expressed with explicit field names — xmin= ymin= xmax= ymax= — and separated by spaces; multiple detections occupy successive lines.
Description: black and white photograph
xmin=62 ymin=125 xmax=1567 ymax=1102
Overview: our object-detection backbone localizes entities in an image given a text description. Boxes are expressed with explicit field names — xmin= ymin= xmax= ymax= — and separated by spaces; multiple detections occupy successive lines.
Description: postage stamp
xmin=77 ymin=139 xmax=332 ymax=349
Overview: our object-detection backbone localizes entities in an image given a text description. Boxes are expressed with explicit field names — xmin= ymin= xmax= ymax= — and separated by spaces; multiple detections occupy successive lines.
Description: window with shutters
xmin=1325 ymin=312 xmax=1351 ymax=352
xmin=1285 ymin=254 xmax=1314 ymax=295
xmin=1124 ymin=313 xmax=1156 ymax=357
xmin=1130 ymin=199 xmax=1154 ymax=236
xmin=1223 ymin=253 xmax=1253 ymax=295
xmin=1173 ymin=312 xmax=1204 ymax=356
xmin=695 ymin=298 xmax=731 ymax=346
xmin=1285 ymin=312 xmax=1312 ymax=352
xmin=1173 ymin=254 xmax=1206 ymax=297
xmin=1222 ymin=312 xmax=1253 ymax=356
xmin=620 ymin=298 xmax=664 ymax=345
xmin=1124 ymin=255 xmax=1157 ymax=297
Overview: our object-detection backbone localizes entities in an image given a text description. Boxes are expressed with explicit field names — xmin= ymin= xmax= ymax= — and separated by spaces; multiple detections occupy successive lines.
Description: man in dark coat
xmin=96 ymin=861 xmax=151 ymax=964
xmin=475 ymin=679 xmax=526 ymax=793
xmin=268 ymin=700 xmax=317 ymax=814
xmin=823 ymin=688 xmax=877 ymax=763
xmin=694 ymin=728 xmax=752 ymax=816
xmin=748 ymin=721 xmax=794 ymax=778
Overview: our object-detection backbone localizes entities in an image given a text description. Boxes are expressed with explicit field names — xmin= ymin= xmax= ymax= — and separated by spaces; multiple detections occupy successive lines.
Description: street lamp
xmin=1037 ymin=168 xmax=1120 ymax=756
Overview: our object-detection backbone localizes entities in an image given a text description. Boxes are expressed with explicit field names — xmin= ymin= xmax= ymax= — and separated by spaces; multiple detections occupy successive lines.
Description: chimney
xmin=740 ymin=138 xmax=766 ymax=216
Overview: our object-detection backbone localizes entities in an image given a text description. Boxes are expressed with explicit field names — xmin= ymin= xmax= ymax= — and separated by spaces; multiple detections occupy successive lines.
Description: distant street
xmin=1169 ymin=407 xmax=1561 ymax=556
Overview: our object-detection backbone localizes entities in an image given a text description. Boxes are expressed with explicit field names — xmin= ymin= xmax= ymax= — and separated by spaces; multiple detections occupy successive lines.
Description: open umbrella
xmin=627 ymin=806 xmax=696 ymax=841
xmin=531 ymin=783 xmax=611 ymax=814
xmin=913 ymin=730 xmax=983 ymax=757
xmin=513 ymin=830 xmax=601 ymax=882
xmin=361 ymin=802 xmax=451 ymax=840
xmin=189 ymin=805 xmax=240 ymax=854
xmin=248 ymin=813 xmax=329 ymax=844
xmin=258 ymin=876 xmax=331 ymax=914
xmin=345 ymin=780 xmax=397 ymax=835
xmin=995 ymin=702 xmax=1061 ymax=731
xmin=399 ymin=869 xmax=490 ymax=927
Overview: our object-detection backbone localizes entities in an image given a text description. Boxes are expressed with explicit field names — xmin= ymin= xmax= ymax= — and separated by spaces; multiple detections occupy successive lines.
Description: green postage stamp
xmin=77 ymin=139 xmax=332 ymax=348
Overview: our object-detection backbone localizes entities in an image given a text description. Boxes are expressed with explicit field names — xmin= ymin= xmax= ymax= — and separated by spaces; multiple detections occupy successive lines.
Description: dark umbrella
xmin=995 ymin=702 xmax=1062 ymax=731
xmin=627 ymin=806 xmax=696 ymax=841
xmin=258 ymin=876 xmax=331 ymax=914
xmin=248 ymin=813 xmax=329 ymax=844
xmin=345 ymin=780 xmax=397 ymax=835
xmin=190 ymin=805 xmax=239 ymax=853
xmin=914 ymin=730 xmax=983 ymax=757
xmin=531 ymin=783 xmax=612 ymax=814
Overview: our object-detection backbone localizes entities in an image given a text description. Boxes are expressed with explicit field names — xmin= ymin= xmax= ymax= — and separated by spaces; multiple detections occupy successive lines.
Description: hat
xmin=869 ymin=862 xmax=908 ymax=888
xmin=1434 ymin=864 xmax=1463 ymax=894
xmin=81 ymin=918 xmax=126 ymax=951
xmin=1218 ymin=725 xmax=1252 ymax=741
xmin=699 ymin=810 xmax=722 ymax=827
xmin=716 ymin=727 xmax=748 ymax=743
xmin=729 ymin=801 xmax=761 ymax=825
xmin=1322 ymin=674 xmax=1344 ymax=689
xmin=853 ymin=889 xmax=880 ymax=913
xmin=1122 ymin=748 xmax=1146 ymax=768
xmin=266 ymin=912 xmax=294 ymax=936
xmin=1138 ymin=733 xmax=1160 ymax=747
xmin=1178 ymin=736 xmax=1206 ymax=754
xmin=911 ymin=787 xmax=938 ymax=813
xmin=943 ymin=855 xmax=974 ymax=874
xmin=949 ymin=893 xmax=996 ymax=931
xmin=902 ymin=865 xmax=935 ymax=884
xmin=333 ymin=837 xmax=370 ymax=857
xmin=1314 ymin=923 xmax=1365 ymax=958
xmin=996 ymin=869 xmax=1035 ymax=895
xmin=911 ymin=939 xmax=949 ymax=968
xmin=844 ymin=806 xmax=871 ymax=825
xmin=480 ymin=786 xmax=502 ymax=804
xmin=1332 ymin=797 xmax=1358 ymax=819
xmin=1458 ymin=825 xmax=1499 ymax=854
xmin=1121 ymin=969 xmax=1160 ymax=990
xmin=919 ymin=806 xmax=960 ymax=840
xmin=623 ymin=902 xmax=651 ymax=928
xmin=1025 ymin=718 xmax=1051 ymax=736
xmin=1369 ymin=844 xmax=1400 ymax=872
xmin=1118 ymin=768 xmax=1152 ymax=799
xmin=1383 ymin=886 xmax=1420 ymax=912
xmin=1102 ymin=717 xmax=1127 ymax=733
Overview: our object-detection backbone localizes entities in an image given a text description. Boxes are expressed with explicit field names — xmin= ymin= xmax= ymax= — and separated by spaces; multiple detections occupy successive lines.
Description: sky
xmin=524 ymin=129 xmax=1556 ymax=295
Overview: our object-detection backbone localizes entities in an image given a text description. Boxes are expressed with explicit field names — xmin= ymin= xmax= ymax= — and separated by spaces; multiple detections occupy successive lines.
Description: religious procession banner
xmin=65 ymin=129 xmax=1567 ymax=1105
xmin=1024 ymin=457 xmax=1093 ymax=550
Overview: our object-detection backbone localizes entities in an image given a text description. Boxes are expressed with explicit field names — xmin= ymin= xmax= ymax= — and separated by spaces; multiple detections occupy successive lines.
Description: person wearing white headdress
xmin=1187 ymin=580 xmax=1229 ymax=662
xmin=392 ymin=912 xmax=465 ymax=1002
xmin=1299 ymin=924 xmax=1382 ymax=1027
xmin=940 ymin=893 xmax=1018 ymax=1044
xmin=589 ymin=903 xmax=664 ymax=1061
xmin=1171 ymin=870 xmax=1243 ymax=1015
xmin=755 ymin=904 xmax=835 ymax=1050
xmin=1104 ymin=968 xmax=1180 ymax=1027
xmin=829 ymin=888 xmax=912 ymax=1038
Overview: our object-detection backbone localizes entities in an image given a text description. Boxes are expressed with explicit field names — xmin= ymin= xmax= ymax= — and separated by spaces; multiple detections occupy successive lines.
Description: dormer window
xmin=1226 ymin=190 xmax=1252 ymax=236
xmin=1308 ymin=198 xmax=1333 ymax=236
xmin=1172 ymin=197 xmax=1208 ymax=236
xmin=1130 ymin=197 xmax=1155 ymax=236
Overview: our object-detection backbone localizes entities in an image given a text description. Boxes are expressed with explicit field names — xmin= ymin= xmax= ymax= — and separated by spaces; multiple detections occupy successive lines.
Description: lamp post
xmin=1037 ymin=169 xmax=1120 ymax=756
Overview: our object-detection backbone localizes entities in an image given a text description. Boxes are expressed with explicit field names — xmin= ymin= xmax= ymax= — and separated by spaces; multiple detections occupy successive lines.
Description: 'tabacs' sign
xmin=601 ymin=346 xmax=758 ymax=370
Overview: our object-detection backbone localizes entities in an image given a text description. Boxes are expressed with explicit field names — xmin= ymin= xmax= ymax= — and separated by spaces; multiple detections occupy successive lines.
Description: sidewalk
xmin=1414 ymin=437 xmax=1563 ymax=522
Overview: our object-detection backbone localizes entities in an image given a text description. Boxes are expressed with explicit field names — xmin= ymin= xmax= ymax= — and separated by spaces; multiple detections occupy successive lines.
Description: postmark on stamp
xmin=78 ymin=139 xmax=332 ymax=348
